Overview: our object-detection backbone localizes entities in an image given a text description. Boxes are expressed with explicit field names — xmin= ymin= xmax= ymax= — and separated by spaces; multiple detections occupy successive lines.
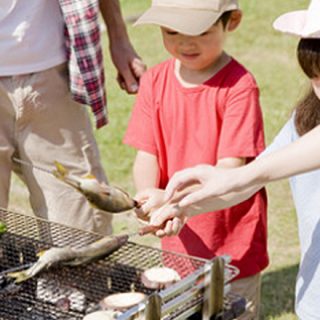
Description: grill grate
xmin=0 ymin=208 xmax=242 ymax=320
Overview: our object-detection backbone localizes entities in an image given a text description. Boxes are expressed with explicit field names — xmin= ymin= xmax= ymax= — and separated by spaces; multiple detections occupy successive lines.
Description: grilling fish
xmin=53 ymin=161 xmax=137 ymax=213
xmin=7 ymin=235 xmax=128 ymax=284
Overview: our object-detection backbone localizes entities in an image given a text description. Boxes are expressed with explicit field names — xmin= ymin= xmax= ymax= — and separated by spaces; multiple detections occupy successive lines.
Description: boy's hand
xmin=149 ymin=203 xmax=187 ymax=237
xmin=134 ymin=188 xmax=166 ymax=222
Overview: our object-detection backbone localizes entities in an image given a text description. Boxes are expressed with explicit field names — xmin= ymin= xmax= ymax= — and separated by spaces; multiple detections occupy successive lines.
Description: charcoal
xmin=0 ymin=274 xmax=23 ymax=297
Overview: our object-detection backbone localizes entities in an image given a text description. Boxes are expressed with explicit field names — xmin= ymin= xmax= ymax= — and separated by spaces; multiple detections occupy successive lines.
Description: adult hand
xmin=109 ymin=40 xmax=146 ymax=94
xmin=100 ymin=0 xmax=147 ymax=94
xmin=164 ymin=164 xmax=241 ymax=207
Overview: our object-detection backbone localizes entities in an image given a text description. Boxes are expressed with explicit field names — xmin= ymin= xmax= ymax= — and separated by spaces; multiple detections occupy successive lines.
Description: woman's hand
xmin=164 ymin=164 xmax=242 ymax=207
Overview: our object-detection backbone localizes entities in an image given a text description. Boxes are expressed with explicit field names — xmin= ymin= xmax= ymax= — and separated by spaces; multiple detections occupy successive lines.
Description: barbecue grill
xmin=0 ymin=208 xmax=245 ymax=319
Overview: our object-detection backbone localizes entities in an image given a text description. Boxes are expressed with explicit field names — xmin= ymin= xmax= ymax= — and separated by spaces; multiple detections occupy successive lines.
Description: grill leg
xmin=202 ymin=257 xmax=225 ymax=319
xmin=145 ymin=293 xmax=161 ymax=320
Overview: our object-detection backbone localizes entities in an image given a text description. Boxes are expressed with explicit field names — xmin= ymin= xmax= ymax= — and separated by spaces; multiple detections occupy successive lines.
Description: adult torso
xmin=0 ymin=0 xmax=66 ymax=75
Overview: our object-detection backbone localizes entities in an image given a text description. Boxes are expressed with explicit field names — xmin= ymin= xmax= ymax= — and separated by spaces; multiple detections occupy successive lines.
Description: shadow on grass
xmin=260 ymin=263 xmax=299 ymax=319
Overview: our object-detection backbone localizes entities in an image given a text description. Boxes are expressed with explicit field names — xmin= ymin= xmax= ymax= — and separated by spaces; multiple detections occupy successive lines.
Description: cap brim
xmin=274 ymin=10 xmax=320 ymax=38
xmin=273 ymin=10 xmax=307 ymax=37
xmin=134 ymin=7 xmax=221 ymax=36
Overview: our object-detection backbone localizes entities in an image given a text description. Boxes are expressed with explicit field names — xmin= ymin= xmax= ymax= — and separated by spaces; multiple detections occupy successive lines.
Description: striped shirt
xmin=59 ymin=0 xmax=107 ymax=128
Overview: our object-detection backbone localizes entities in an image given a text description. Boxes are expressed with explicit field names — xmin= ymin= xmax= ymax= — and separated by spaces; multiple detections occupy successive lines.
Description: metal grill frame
xmin=0 ymin=208 xmax=242 ymax=320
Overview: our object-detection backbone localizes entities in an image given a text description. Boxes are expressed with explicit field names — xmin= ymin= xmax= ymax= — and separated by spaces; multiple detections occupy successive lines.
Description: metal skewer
xmin=127 ymin=222 xmax=167 ymax=238
xmin=12 ymin=157 xmax=53 ymax=175
xmin=12 ymin=158 xmax=166 ymax=237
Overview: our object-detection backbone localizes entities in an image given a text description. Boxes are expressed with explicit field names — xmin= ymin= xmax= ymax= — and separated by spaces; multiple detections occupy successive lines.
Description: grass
xmin=8 ymin=0 xmax=310 ymax=318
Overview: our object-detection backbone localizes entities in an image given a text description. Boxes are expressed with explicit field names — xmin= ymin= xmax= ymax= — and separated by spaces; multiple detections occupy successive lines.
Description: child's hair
xmin=216 ymin=11 xmax=232 ymax=29
xmin=294 ymin=38 xmax=320 ymax=136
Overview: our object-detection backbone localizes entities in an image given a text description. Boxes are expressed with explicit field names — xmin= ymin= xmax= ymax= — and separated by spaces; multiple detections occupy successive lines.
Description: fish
xmin=7 ymin=235 xmax=128 ymax=284
xmin=53 ymin=161 xmax=138 ymax=213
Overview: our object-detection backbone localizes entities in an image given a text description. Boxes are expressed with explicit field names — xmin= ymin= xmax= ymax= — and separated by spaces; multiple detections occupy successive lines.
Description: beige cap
xmin=134 ymin=0 xmax=239 ymax=36
xmin=273 ymin=0 xmax=320 ymax=38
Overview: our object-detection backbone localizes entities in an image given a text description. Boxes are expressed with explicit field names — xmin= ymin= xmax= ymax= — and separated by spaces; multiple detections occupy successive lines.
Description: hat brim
xmin=273 ymin=10 xmax=320 ymax=38
xmin=134 ymin=6 xmax=222 ymax=36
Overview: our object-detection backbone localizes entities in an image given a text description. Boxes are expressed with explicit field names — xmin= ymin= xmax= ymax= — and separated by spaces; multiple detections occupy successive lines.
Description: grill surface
xmin=0 ymin=208 xmax=242 ymax=320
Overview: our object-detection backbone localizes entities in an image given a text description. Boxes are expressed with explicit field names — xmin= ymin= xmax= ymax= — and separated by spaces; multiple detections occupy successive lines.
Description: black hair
xmin=216 ymin=11 xmax=232 ymax=29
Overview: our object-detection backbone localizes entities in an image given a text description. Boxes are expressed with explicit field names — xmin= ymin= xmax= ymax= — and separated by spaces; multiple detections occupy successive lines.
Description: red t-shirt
xmin=124 ymin=58 xmax=268 ymax=279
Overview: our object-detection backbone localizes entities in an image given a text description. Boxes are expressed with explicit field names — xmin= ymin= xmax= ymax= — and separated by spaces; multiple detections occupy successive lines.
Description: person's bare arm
xmin=247 ymin=125 xmax=320 ymax=185
xmin=148 ymin=156 xmax=249 ymax=236
xmin=146 ymin=179 xmax=264 ymax=238
xmin=216 ymin=157 xmax=246 ymax=168
xmin=99 ymin=0 xmax=146 ymax=93
xmin=133 ymin=151 xmax=159 ymax=192
xmin=132 ymin=150 xmax=165 ymax=221
xmin=164 ymin=125 xmax=320 ymax=209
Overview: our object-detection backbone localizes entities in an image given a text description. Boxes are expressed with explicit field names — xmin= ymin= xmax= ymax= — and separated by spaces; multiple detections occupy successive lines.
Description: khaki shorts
xmin=230 ymin=273 xmax=261 ymax=320
xmin=0 ymin=64 xmax=112 ymax=236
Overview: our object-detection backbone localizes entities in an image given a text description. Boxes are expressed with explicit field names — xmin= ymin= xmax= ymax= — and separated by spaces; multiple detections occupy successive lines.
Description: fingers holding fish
xmin=133 ymin=188 xmax=166 ymax=220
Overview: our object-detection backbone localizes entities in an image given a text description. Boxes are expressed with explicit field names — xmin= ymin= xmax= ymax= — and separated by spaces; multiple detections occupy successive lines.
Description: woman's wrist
xmin=239 ymin=159 xmax=269 ymax=189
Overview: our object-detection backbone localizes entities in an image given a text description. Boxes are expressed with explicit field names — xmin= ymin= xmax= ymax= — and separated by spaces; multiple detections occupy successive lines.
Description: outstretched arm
xmin=165 ymin=124 xmax=320 ymax=208
xmin=150 ymin=157 xmax=254 ymax=235
xmin=99 ymin=0 xmax=146 ymax=93
xmin=148 ymin=124 xmax=320 ymax=233
xmin=246 ymin=125 xmax=320 ymax=185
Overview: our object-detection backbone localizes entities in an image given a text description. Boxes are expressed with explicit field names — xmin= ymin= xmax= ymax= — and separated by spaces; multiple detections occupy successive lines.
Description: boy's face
xmin=161 ymin=21 xmax=227 ymax=72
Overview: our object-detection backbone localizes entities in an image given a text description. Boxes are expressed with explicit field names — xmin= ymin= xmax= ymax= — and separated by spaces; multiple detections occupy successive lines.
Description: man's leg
xmin=230 ymin=273 xmax=261 ymax=320
xmin=0 ymin=77 xmax=16 ymax=208
xmin=13 ymin=64 xmax=112 ymax=236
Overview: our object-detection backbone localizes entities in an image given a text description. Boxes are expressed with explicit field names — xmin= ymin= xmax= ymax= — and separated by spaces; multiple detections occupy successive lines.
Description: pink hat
xmin=273 ymin=0 xmax=320 ymax=38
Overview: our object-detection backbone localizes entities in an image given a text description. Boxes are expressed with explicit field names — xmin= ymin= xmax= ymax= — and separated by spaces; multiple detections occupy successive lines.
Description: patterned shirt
xmin=59 ymin=0 xmax=107 ymax=128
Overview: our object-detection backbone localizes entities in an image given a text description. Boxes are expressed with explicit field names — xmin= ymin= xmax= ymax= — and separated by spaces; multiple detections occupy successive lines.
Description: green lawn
xmin=9 ymin=0 xmax=311 ymax=318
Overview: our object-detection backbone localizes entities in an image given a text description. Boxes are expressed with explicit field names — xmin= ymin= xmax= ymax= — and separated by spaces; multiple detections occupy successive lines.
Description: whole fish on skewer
xmin=52 ymin=161 xmax=138 ymax=213
xmin=7 ymin=235 xmax=129 ymax=284
xmin=5 ymin=223 xmax=162 ymax=285
xmin=13 ymin=158 xmax=138 ymax=213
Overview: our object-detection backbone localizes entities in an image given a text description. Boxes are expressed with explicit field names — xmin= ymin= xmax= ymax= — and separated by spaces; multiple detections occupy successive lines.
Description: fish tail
xmin=7 ymin=271 xmax=31 ymax=284
xmin=52 ymin=161 xmax=82 ymax=191
xmin=52 ymin=161 xmax=68 ymax=180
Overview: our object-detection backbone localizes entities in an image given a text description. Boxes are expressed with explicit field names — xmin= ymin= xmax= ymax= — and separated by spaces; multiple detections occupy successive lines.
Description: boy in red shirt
xmin=124 ymin=1 xmax=267 ymax=318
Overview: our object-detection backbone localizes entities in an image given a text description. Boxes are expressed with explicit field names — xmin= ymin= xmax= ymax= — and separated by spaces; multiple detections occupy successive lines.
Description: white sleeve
xmin=259 ymin=116 xmax=297 ymax=158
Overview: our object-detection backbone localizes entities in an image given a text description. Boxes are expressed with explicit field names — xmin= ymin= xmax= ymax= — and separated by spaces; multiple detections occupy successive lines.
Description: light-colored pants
xmin=0 ymin=63 xmax=112 ymax=236
xmin=230 ymin=273 xmax=261 ymax=320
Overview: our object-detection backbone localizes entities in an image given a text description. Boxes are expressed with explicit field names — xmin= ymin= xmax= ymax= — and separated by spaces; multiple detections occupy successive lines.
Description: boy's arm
xmin=133 ymin=150 xmax=159 ymax=192
xmin=216 ymin=157 xmax=246 ymax=168
xmin=133 ymin=150 xmax=165 ymax=221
